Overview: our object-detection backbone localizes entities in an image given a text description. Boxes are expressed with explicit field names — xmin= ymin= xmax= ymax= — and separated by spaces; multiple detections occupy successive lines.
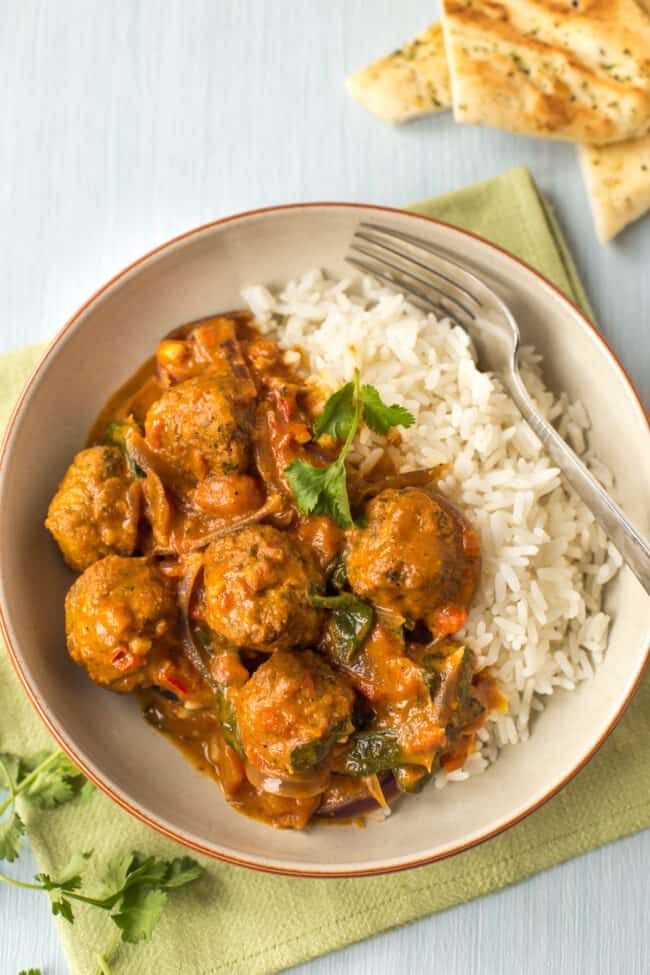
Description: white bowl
xmin=1 ymin=203 xmax=648 ymax=876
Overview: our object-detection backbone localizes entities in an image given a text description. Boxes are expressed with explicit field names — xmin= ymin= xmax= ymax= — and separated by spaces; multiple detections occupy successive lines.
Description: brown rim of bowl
xmin=0 ymin=202 xmax=648 ymax=878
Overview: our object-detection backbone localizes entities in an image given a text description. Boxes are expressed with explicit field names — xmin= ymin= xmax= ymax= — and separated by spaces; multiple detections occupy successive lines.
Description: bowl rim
xmin=1 ymin=200 xmax=648 ymax=878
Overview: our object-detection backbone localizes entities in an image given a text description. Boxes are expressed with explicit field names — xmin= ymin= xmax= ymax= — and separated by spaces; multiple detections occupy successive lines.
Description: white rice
xmin=242 ymin=270 xmax=619 ymax=787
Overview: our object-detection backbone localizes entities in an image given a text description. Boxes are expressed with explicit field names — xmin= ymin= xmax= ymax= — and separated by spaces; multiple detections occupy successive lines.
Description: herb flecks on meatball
xmin=345 ymin=487 xmax=480 ymax=636
xmin=234 ymin=650 xmax=354 ymax=777
xmin=144 ymin=374 xmax=253 ymax=491
xmin=65 ymin=556 xmax=179 ymax=692
xmin=45 ymin=445 xmax=140 ymax=572
xmin=203 ymin=525 xmax=324 ymax=653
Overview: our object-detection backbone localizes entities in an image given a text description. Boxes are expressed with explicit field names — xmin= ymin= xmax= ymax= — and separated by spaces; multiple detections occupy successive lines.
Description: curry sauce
xmin=46 ymin=312 xmax=504 ymax=829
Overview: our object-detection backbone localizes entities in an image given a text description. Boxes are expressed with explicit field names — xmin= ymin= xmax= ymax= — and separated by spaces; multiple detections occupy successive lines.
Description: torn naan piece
xmin=346 ymin=23 xmax=452 ymax=123
xmin=442 ymin=0 xmax=650 ymax=145
xmin=580 ymin=135 xmax=650 ymax=241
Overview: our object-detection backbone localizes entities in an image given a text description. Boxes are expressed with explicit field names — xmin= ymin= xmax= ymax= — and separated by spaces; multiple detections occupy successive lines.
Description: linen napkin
xmin=1 ymin=167 xmax=648 ymax=975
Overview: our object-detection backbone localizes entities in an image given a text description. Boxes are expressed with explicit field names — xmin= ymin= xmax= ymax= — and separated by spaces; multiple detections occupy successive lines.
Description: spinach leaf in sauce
xmin=309 ymin=590 xmax=375 ymax=664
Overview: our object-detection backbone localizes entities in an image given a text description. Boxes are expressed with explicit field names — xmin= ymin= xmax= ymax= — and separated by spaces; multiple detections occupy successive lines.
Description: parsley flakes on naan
xmin=441 ymin=0 xmax=650 ymax=145
xmin=346 ymin=23 xmax=452 ymax=123
xmin=580 ymin=135 xmax=650 ymax=240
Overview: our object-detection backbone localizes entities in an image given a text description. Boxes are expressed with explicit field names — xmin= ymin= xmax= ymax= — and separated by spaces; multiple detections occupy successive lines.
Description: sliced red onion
xmin=185 ymin=492 xmax=285 ymax=551
xmin=354 ymin=465 xmax=446 ymax=504
xmin=318 ymin=772 xmax=401 ymax=817
xmin=177 ymin=555 xmax=217 ymax=690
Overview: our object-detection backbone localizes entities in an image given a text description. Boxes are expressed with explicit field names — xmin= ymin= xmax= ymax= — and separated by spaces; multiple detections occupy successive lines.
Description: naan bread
xmin=346 ymin=23 xmax=451 ymax=123
xmin=580 ymin=136 xmax=650 ymax=241
xmin=441 ymin=0 xmax=650 ymax=144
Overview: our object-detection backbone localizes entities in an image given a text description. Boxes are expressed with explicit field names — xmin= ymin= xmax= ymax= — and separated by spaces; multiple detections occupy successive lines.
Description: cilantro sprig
xmin=285 ymin=371 xmax=415 ymax=528
xmin=0 ymin=747 xmax=203 ymax=974
xmin=0 ymin=749 xmax=90 ymax=863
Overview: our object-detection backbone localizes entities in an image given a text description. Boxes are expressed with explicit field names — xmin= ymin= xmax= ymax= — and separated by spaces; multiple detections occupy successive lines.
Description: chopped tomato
xmin=433 ymin=604 xmax=468 ymax=636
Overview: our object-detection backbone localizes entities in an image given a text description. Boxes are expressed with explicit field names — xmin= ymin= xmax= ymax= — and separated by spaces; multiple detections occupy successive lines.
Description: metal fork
xmin=347 ymin=222 xmax=650 ymax=594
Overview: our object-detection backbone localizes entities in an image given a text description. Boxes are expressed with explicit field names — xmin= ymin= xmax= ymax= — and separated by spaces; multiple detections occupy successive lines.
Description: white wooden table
xmin=2 ymin=2 xmax=648 ymax=973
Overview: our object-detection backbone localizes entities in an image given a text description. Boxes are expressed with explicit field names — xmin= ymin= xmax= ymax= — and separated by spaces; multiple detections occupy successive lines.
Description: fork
xmin=346 ymin=222 xmax=650 ymax=595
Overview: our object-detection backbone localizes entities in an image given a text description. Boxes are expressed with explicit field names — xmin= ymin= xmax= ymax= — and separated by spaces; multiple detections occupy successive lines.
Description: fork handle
xmin=506 ymin=370 xmax=650 ymax=595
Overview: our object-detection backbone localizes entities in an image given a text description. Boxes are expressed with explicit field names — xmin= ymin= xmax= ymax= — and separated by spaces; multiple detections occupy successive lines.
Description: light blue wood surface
xmin=1 ymin=2 xmax=648 ymax=973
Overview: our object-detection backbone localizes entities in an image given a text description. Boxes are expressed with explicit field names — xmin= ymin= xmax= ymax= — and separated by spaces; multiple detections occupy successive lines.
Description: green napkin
xmin=1 ymin=167 xmax=648 ymax=975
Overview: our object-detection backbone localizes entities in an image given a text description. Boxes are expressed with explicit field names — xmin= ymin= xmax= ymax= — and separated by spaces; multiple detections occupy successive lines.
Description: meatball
xmin=144 ymin=374 xmax=253 ymax=490
xmin=345 ymin=487 xmax=480 ymax=635
xmin=65 ymin=556 xmax=179 ymax=692
xmin=45 ymin=446 xmax=140 ymax=572
xmin=234 ymin=650 xmax=355 ymax=776
xmin=203 ymin=525 xmax=324 ymax=653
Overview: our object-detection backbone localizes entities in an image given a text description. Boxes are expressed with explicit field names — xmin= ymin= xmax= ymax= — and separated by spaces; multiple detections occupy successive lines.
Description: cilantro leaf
xmin=313 ymin=382 xmax=355 ymax=440
xmin=50 ymin=754 xmax=80 ymax=779
xmin=51 ymin=895 xmax=74 ymax=923
xmin=360 ymin=385 xmax=415 ymax=435
xmin=122 ymin=853 xmax=170 ymax=891
xmin=285 ymin=371 xmax=361 ymax=529
xmin=285 ymin=372 xmax=416 ymax=529
xmin=104 ymin=852 xmax=204 ymax=945
xmin=0 ymin=809 xmax=25 ymax=862
xmin=34 ymin=851 xmax=93 ymax=927
xmin=0 ymin=752 xmax=20 ymax=792
xmin=112 ymin=887 xmax=168 ymax=943
xmin=117 ymin=852 xmax=204 ymax=894
xmin=25 ymin=776 xmax=75 ymax=809
xmin=0 ymin=743 xmax=203 ymax=966
xmin=97 ymin=852 xmax=134 ymax=900
xmin=22 ymin=752 xmax=86 ymax=809
xmin=285 ymin=459 xmax=330 ymax=513
xmin=80 ymin=779 xmax=96 ymax=803
xmin=36 ymin=871 xmax=82 ymax=894
xmin=313 ymin=463 xmax=354 ymax=528
xmin=285 ymin=459 xmax=354 ymax=528
xmin=36 ymin=851 xmax=93 ymax=894
xmin=161 ymin=856 xmax=204 ymax=888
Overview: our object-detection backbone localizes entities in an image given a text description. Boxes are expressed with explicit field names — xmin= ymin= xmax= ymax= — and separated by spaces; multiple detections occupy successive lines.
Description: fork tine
xmin=345 ymin=256 xmax=454 ymax=318
xmin=351 ymin=234 xmax=477 ymax=321
xmin=359 ymin=222 xmax=484 ymax=308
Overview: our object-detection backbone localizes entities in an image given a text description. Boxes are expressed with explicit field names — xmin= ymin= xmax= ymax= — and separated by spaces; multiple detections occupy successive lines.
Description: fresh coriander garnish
xmin=312 ymin=381 xmax=356 ymax=440
xmin=285 ymin=370 xmax=415 ymax=528
xmin=0 ymin=749 xmax=87 ymax=863
xmin=0 ymin=747 xmax=203 ymax=974
xmin=358 ymin=383 xmax=415 ymax=435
